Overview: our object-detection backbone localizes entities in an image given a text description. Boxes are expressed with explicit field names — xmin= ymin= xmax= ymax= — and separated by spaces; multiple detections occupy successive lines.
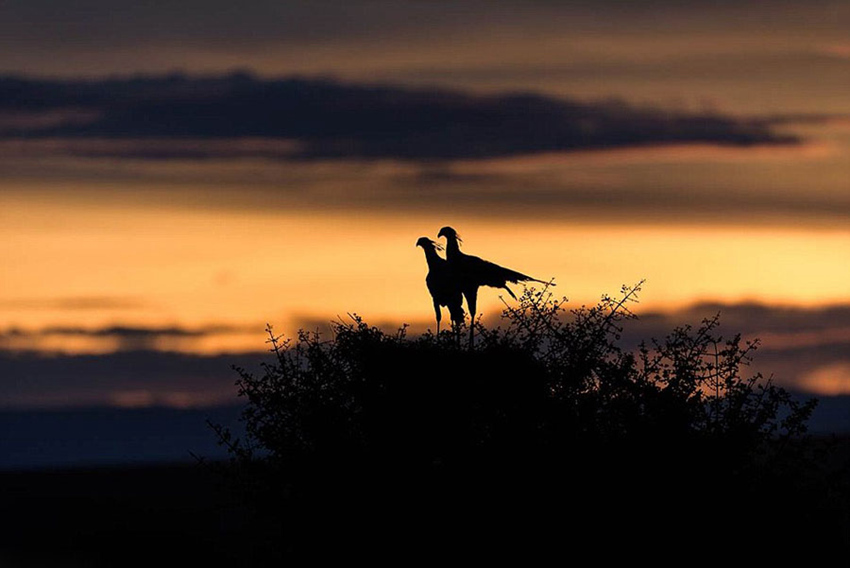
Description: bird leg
xmin=433 ymin=300 xmax=442 ymax=335
xmin=466 ymin=289 xmax=477 ymax=349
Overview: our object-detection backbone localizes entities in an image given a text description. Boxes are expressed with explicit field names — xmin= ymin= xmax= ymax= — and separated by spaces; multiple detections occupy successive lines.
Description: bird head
xmin=416 ymin=237 xmax=444 ymax=250
xmin=437 ymin=226 xmax=461 ymax=243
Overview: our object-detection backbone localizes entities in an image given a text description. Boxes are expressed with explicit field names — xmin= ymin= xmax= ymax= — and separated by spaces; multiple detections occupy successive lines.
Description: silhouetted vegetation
xmin=207 ymin=282 xmax=850 ymax=559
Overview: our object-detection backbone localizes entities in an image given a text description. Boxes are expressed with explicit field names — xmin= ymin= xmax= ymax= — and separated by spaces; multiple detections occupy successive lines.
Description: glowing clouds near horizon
xmin=800 ymin=363 xmax=850 ymax=396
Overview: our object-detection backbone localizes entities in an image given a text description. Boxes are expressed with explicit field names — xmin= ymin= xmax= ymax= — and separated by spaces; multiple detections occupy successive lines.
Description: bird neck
xmin=422 ymin=246 xmax=442 ymax=268
xmin=444 ymin=236 xmax=461 ymax=258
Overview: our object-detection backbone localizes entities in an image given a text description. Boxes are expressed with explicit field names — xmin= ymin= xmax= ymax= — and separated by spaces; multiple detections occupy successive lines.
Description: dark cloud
xmin=1 ymin=324 xmax=255 ymax=339
xmin=0 ymin=73 xmax=796 ymax=161
xmin=1 ymin=302 xmax=848 ymax=412
xmin=386 ymin=165 xmax=850 ymax=225
xmin=1 ymin=1 xmax=844 ymax=50
xmin=645 ymin=302 xmax=850 ymax=337
xmin=0 ymin=0 xmax=493 ymax=49
xmin=0 ymin=324 xmax=262 ymax=352
xmin=2 ymin=303 xmax=849 ymax=433
xmin=0 ymin=349 xmax=266 ymax=410
xmin=617 ymin=303 xmax=850 ymax=363
xmin=0 ymin=296 xmax=148 ymax=311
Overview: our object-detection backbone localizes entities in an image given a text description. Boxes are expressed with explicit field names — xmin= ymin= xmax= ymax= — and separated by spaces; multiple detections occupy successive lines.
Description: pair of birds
xmin=416 ymin=226 xmax=553 ymax=344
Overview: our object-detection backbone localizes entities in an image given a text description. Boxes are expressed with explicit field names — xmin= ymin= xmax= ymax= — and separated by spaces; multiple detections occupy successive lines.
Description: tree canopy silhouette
xmin=206 ymin=282 xmax=848 ymax=559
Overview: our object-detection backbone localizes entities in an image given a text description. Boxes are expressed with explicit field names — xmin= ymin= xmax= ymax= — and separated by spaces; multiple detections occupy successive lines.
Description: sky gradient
xmin=3 ymin=1 xmax=850 ymax=425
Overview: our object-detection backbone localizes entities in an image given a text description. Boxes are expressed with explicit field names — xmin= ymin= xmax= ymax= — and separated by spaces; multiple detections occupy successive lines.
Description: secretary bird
xmin=416 ymin=237 xmax=465 ymax=335
xmin=437 ymin=226 xmax=553 ymax=345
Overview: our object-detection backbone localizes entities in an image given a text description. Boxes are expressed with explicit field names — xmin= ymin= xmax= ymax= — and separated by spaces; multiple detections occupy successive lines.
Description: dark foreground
xmin=2 ymin=438 xmax=850 ymax=567
xmin=0 ymin=463 xmax=259 ymax=567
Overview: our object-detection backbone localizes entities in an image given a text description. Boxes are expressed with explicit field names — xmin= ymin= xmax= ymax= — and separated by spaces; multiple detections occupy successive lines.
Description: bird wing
xmin=461 ymin=254 xmax=536 ymax=286
xmin=428 ymin=261 xmax=465 ymax=308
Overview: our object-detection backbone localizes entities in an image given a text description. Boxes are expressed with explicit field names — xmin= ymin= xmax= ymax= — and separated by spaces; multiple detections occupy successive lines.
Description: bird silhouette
xmin=437 ymin=226 xmax=553 ymax=345
xmin=416 ymin=237 xmax=465 ymax=335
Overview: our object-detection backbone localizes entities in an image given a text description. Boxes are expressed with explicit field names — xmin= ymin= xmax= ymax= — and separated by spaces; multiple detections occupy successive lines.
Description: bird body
xmin=437 ymin=226 xmax=553 ymax=345
xmin=416 ymin=237 xmax=464 ymax=333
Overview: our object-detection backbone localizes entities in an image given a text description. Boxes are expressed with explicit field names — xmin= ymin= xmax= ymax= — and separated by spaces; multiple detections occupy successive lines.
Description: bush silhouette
xmin=207 ymin=282 xmax=848 ymax=558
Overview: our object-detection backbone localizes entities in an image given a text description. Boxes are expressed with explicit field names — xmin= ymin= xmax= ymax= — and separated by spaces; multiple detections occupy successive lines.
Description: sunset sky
xmin=2 ymin=0 xmax=850 ymax=428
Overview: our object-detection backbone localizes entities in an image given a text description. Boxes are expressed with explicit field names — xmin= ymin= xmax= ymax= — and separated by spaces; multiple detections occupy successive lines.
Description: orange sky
xmin=3 ymin=121 xmax=850 ymax=350
xmin=3 ymin=176 xmax=850 ymax=339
